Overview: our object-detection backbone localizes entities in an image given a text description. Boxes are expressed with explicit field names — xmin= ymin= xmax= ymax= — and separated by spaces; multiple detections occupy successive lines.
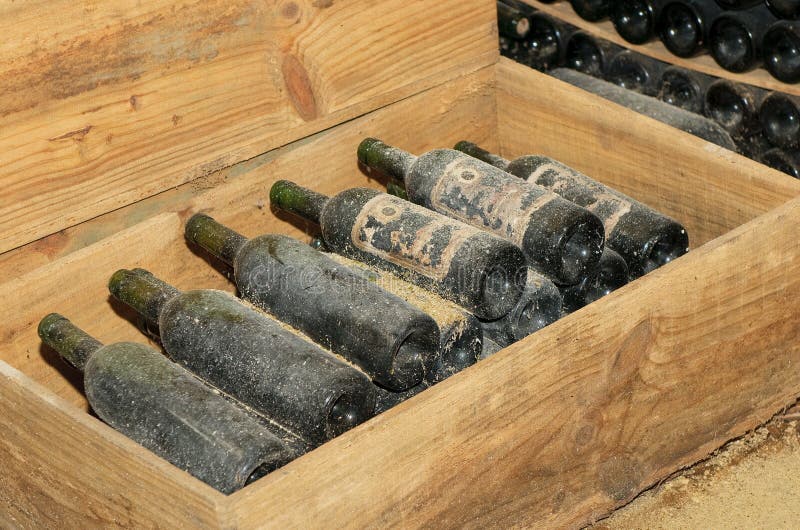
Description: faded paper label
xmin=352 ymin=194 xmax=472 ymax=281
xmin=430 ymin=157 xmax=555 ymax=246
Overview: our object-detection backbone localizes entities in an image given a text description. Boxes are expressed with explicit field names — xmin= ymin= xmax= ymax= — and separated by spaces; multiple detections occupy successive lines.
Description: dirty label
xmin=352 ymin=194 xmax=472 ymax=280
xmin=526 ymin=162 xmax=632 ymax=235
xmin=430 ymin=157 xmax=555 ymax=246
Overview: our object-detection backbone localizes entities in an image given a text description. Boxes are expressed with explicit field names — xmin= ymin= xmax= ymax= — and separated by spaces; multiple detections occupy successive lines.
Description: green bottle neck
xmin=453 ymin=141 xmax=510 ymax=170
xmin=357 ymin=138 xmax=416 ymax=181
xmin=108 ymin=269 xmax=181 ymax=330
xmin=185 ymin=213 xmax=248 ymax=266
xmin=269 ymin=180 xmax=330 ymax=225
xmin=38 ymin=314 xmax=103 ymax=371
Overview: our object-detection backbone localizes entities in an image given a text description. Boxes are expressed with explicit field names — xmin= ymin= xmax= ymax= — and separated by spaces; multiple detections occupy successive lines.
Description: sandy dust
xmin=593 ymin=412 xmax=800 ymax=529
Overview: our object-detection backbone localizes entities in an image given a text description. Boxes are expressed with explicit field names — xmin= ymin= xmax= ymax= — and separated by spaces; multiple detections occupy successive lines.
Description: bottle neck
xmin=185 ymin=214 xmax=248 ymax=266
xmin=38 ymin=314 xmax=103 ymax=371
xmin=356 ymin=138 xmax=416 ymax=182
xmin=108 ymin=269 xmax=181 ymax=330
xmin=453 ymin=141 xmax=510 ymax=170
xmin=269 ymin=180 xmax=330 ymax=225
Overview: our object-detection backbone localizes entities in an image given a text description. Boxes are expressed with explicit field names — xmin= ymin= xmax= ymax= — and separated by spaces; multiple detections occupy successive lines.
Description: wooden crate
xmin=1 ymin=1 xmax=799 ymax=528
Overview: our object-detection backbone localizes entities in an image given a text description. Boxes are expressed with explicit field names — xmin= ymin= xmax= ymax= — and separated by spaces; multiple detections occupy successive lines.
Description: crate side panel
xmin=0 ymin=0 xmax=497 ymax=253
xmin=496 ymin=59 xmax=800 ymax=246
xmin=0 ymin=362 xmax=224 ymax=528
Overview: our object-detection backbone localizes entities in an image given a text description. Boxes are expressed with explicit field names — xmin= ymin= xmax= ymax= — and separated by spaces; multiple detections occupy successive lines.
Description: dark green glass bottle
xmin=560 ymin=247 xmax=629 ymax=312
xmin=357 ymin=138 xmax=605 ymax=285
xmin=108 ymin=268 xmax=376 ymax=445
xmin=479 ymin=267 xmax=563 ymax=348
xmin=270 ymin=181 xmax=528 ymax=321
xmin=38 ymin=314 xmax=294 ymax=494
xmin=185 ymin=213 xmax=439 ymax=392
xmin=454 ymin=141 xmax=689 ymax=279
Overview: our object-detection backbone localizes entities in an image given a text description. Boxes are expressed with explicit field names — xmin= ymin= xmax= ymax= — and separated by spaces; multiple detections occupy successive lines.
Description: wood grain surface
xmin=0 ymin=0 xmax=497 ymax=254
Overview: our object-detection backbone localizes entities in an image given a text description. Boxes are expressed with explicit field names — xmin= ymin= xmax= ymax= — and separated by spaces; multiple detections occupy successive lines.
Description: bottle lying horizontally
xmin=559 ymin=247 xmax=629 ymax=313
xmin=570 ymin=0 xmax=611 ymax=22
xmin=453 ymin=141 xmax=690 ymax=279
xmin=269 ymin=181 xmax=528 ymax=321
xmin=760 ymin=92 xmax=800 ymax=150
xmin=657 ymin=0 xmax=722 ymax=58
xmin=185 ymin=214 xmax=439 ymax=392
xmin=610 ymin=0 xmax=666 ymax=45
xmin=605 ymin=49 xmax=667 ymax=96
xmin=356 ymin=138 xmax=605 ymax=285
xmin=320 ymin=249 xmax=483 ymax=381
xmin=762 ymin=148 xmax=800 ymax=178
xmin=658 ymin=65 xmax=715 ymax=114
xmin=479 ymin=267 xmax=563 ymax=348
xmin=38 ymin=314 xmax=295 ymax=494
xmin=766 ymin=0 xmax=800 ymax=19
xmin=708 ymin=4 xmax=777 ymax=72
xmin=524 ymin=10 xmax=575 ymax=71
xmin=564 ymin=30 xmax=624 ymax=77
xmin=108 ymin=268 xmax=376 ymax=446
xmin=763 ymin=21 xmax=800 ymax=83
xmin=704 ymin=79 xmax=767 ymax=139
xmin=549 ymin=68 xmax=736 ymax=151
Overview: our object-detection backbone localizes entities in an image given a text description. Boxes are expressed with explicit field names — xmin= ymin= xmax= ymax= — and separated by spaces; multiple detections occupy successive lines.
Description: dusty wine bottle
xmin=766 ymin=0 xmax=800 ymax=19
xmin=760 ymin=92 xmax=800 ymax=149
xmin=480 ymin=337 xmax=504 ymax=360
xmin=269 ymin=181 xmax=528 ymax=320
xmin=523 ymin=11 xmax=574 ymax=71
xmin=498 ymin=1 xmax=531 ymax=40
xmin=38 ymin=314 xmax=295 ymax=494
xmin=659 ymin=65 xmax=715 ymax=114
xmin=708 ymin=6 xmax=777 ymax=72
xmin=657 ymin=0 xmax=722 ymax=57
xmin=185 ymin=214 xmax=439 ymax=392
xmin=570 ymin=0 xmax=610 ymax=21
xmin=356 ymin=138 xmax=605 ymax=285
xmin=323 ymin=250 xmax=483 ymax=382
xmin=453 ymin=140 xmax=690 ymax=279
xmin=480 ymin=267 xmax=562 ymax=348
xmin=610 ymin=0 xmax=666 ymax=45
xmin=762 ymin=147 xmax=800 ymax=178
xmin=606 ymin=49 xmax=668 ymax=96
xmin=704 ymin=79 xmax=766 ymax=139
xmin=715 ymin=0 xmax=764 ymax=9
xmin=564 ymin=31 xmax=624 ymax=77
xmin=108 ymin=268 xmax=376 ymax=445
xmin=763 ymin=21 xmax=800 ymax=83
xmin=559 ymin=247 xmax=629 ymax=312
xmin=548 ymin=68 xmax=737 ymax=150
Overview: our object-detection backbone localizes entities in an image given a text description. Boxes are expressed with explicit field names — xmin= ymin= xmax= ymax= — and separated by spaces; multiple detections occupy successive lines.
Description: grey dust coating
xmin=659 ymin=65 xmax=714 ymax=115
xmin=37 ymin=314 xmax=294 ymax=494
xmin=559 ymin=247 xmax=629 ymax=313
xmin=108 ymin=269 xmax=376 ymax=446
xmin=357 ymin=138 xmax=605 ymax=285
xmin=453 ymin=141 xmax=689 ymax=280
xmin=185 ymin=214 xmax=440 ymax=392
xmin=548 ymin=68 xmax=736 ymax=151
xmin=269 ymin=181 xmax=528 ymax=321
xmin=480 ymin=267 xmax=563 ymax=348
xmin=325 ymin=251 xmax=483 ymax=382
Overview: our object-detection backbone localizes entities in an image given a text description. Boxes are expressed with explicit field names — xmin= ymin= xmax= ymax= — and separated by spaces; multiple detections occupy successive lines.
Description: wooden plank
xmin=0 ymin=0 xmax=497 ymax=254
xmin=0 ymin=67 xmax=498 ymax=279
xmin=0 ymin=67 xmax=498 ymax=408
xmin=228 ymin=191 xmax=800 ymax=529
xmin=496 ymin=59 xmax=800 ymax=247
xmin=0 ymin=362 xmax=224 ymax=527
xmin=523 ymin=0 xmax=800 ymax=96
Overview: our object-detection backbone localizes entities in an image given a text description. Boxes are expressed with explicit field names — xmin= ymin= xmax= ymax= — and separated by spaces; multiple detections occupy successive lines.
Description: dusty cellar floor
xmin=591 ymin=404 xmax=800 ymax=529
